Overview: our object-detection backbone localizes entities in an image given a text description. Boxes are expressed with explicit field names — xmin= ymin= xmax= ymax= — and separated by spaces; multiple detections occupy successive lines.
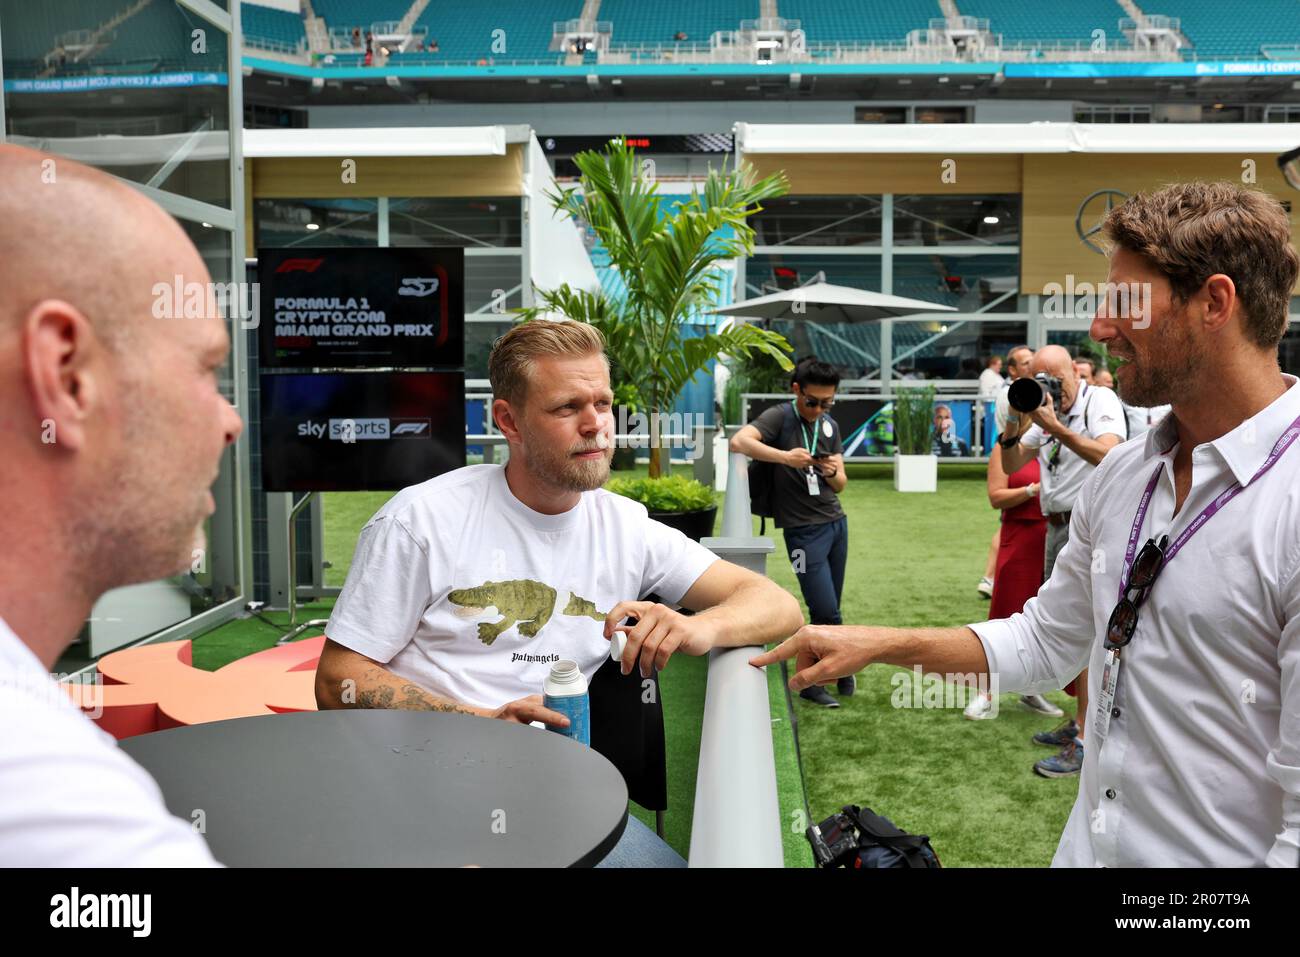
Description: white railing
xmin=689 ymin=452 xmax=784 ymax=867
xmin=244 ymin=34 xmax=309 ymax=56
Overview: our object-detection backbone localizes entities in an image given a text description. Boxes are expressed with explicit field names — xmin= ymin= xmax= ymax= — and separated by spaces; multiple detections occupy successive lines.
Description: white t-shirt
xmin=1020 ymin=382 xmax=1128 ymax=515
xmin=325 ymin=464 xmax=719 ymax=711
xmin=978 ymin=368 xmax=1005 ymax=402
xmin=0 ymin=616 xmax=220 ymax=866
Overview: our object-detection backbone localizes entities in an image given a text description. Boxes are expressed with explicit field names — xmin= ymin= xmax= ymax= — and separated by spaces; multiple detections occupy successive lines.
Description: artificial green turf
xmin=758 ymin=463 xmax=1078 ymax=868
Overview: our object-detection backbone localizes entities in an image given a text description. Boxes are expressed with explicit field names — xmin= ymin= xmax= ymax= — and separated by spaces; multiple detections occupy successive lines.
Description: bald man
xmin=987 ymin=345 xmax=1127 ymax=774
xmin=0 ymin=145 xmax=241 ymax=864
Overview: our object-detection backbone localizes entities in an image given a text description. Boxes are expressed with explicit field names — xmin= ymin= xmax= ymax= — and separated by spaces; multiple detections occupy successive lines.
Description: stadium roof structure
xmin=242 ymin=125 xmax=508 ymax=157
xmin=735 ymin=121 xmax=1300 ymax=154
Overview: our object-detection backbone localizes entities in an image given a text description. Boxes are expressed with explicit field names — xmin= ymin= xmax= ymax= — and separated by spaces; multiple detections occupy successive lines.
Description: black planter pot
xmin=646 ymin=506 xmax=718 ymax=542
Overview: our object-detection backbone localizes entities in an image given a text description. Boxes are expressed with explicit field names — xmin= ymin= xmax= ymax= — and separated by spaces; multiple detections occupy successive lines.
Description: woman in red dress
xmin=963 ymin=444 xmax=1048 ymax=719
xmin=988 ymin=446 xmax=1045 ymax=620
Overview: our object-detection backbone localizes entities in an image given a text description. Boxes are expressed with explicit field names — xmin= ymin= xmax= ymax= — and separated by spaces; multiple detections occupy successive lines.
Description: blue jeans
xmin=783 ymin=517 xmax=848 ymax=626
xmin=594 ymin=813 xmax=686 ymax=868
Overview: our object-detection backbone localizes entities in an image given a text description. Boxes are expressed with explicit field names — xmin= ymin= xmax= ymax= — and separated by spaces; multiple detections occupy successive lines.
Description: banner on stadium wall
xmin=3 ymin=72 xmax=228 ymax=93
xmin=1006 ymin=61 xmax=1300 ymax=79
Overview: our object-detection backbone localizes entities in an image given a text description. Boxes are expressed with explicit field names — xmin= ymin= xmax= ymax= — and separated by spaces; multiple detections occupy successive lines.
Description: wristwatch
xmin=998 ymin=432 xmax=1021 ymax=449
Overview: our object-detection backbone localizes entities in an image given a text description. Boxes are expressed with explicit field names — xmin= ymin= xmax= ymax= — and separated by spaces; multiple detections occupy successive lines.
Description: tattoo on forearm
xmin=346 ymin=667 xmax=474 ymax=715
xmin=355 ymin=685 xmax=395 ymax=709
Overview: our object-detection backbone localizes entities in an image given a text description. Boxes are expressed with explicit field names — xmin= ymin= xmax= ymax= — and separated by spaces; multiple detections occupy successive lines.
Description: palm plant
xmin=893 ymin=385 xmax=937 ymax=456
xmin=520 ymin=141 xmax=794 ymax=478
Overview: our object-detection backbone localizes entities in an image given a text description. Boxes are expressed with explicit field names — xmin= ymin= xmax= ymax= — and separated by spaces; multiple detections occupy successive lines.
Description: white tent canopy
xmin=713 ymin=280 xmax=956 ymax=323
xmin=735 ymin=122 xmax=1300 ymax=155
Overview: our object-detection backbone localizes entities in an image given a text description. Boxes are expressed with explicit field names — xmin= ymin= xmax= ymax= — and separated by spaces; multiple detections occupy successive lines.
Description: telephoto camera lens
xmin=1008 ymin=377 xmax=1047 ymax=413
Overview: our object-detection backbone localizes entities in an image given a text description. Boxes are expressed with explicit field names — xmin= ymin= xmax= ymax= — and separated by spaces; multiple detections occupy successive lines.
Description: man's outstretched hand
xmin=749 ymin=625 xmax=875 ymax=692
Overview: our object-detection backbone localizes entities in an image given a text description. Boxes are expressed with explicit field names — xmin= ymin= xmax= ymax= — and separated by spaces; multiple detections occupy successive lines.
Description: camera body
xmin=806 ymin=811 xmax=863 ymax=867
xmin=805 ymin=804 xmax=942 ymax=868
xmin=1008 ymin=373 xmax=1064 ymax=414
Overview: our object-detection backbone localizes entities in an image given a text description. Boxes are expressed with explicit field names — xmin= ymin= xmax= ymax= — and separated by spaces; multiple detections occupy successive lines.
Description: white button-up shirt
xmin=1020 ymin=382 xmax=1128 ymax=515
xmin=971 ymin=374 xmax=1300 ymax=867
xmin=0 ymin=616 xmax=219 ymax=866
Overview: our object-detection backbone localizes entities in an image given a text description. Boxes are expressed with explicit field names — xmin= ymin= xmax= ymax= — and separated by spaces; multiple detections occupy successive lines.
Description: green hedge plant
xmin=605 ymin=475 xmax=717 ymax=513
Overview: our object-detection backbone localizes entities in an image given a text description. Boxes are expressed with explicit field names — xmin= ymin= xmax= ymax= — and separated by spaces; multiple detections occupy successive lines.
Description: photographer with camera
xmin=755 ymin=182 xmax=1300 ymax=867
xmin=996 ymin=344 xmax=1127 ymax=775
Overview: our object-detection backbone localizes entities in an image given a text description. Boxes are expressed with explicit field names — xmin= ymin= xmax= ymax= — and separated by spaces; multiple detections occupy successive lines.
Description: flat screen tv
xmin=258 ymin=247 xmax=464 ymax=369
xmin=260 ymin=372 xmax=466 ymax=491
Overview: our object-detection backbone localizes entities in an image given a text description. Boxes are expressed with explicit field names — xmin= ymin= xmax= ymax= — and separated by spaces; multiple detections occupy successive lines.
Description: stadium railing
xmin=691 ymin=451 xmax=785 ymax=867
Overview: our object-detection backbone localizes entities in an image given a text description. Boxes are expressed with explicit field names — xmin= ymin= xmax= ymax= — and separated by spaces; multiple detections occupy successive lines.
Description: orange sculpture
xmin=66 ymin=637 xmax=323 ymax=740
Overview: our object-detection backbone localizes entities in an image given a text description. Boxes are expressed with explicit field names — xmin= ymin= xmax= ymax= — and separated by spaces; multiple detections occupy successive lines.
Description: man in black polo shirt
xmin=730 ymin=359 xmax=851 ymax=707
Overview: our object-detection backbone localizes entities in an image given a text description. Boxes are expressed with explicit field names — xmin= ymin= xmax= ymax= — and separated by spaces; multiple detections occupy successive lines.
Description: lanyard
xmin=792 ymin=401 xmax=819 ymax=456
xmin=1117 ymin=412 xmax=1300 ymax=601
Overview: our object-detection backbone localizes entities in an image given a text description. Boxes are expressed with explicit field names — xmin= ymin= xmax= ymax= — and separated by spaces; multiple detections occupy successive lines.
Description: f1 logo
xmin=391 ymin=419 xmax=431 ymax=437
xmin=275 ymin=258 xmax=325 ymax=274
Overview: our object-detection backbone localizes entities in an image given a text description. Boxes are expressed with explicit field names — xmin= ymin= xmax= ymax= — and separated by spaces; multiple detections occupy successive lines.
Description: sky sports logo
xmin=296 ymin=418 xmax=431 ymax=441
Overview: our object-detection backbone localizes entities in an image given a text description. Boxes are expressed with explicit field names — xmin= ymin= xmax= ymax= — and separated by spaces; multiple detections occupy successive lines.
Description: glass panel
xmin=465 ymin=254 xmax=524 ymax=314
xmin=751 ymin=196 xmax=883 ymax=247
xmin=181 ymin=217 xmax=232 ymax=288
xmin=891 ymin=320 xmax=1029 ymax=381
xmin=254 ymin=197 xmax=380 ymax=248
xmin=771 ymin=319 xmax=882 ymax=379
xmin=746 ymin=253 xmax=883 ymax=297
xmin=915 ymin=106 xmax=970 ymax=124
xmin=893 ymin=252 xmax=1019 ymax=312
xmin=389 ymin=197 xmax=522 ymax=248
xmin=465 ymin=319 xmax=514 ymax=380
xmin=1045 ymin=328 xmax=1094 ymax=352
xmin=854 ymin=106 xmax=907 ymax=124
xmin=177 ymin=219 xmax=243 ymax=615
xmin=892 ymin=195 xmax=1020 ymax=247
xmin=2 ymin=1 xmax=233 ymax=208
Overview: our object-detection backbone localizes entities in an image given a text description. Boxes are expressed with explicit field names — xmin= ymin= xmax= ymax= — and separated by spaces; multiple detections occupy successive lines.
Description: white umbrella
xmin=713 ymin=280 xmax=956 ymax=324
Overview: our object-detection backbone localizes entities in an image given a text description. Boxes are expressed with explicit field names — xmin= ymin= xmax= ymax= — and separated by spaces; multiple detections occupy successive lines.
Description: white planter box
xmin=894 ymin=453 xmax=938 ymax=493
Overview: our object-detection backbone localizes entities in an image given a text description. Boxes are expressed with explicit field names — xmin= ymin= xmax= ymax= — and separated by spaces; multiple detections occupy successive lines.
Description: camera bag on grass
xmin=805 ymin=804 xmax=941 ymax=868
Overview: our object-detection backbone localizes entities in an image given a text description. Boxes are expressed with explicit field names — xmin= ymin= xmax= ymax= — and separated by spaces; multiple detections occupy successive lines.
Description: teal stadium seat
xmin=241 ymin=3 xmax=306 ymax=52
xmin=1151 ymin=0 xmax=1300 ymax=58
xmin=312 ymin=0 xmax=413 ymax=31
xmin=777 ymin=0 xmax=944 ymax=43
xmin=15 ymin=0 xmax=223 ymax=75
xmin=600 ymin=0 xmax=758 ymax=44
xmin=412 ymin=1 xmax=581 ymax=61
xmin=959 ymin=0 xmax=1126 ymax=43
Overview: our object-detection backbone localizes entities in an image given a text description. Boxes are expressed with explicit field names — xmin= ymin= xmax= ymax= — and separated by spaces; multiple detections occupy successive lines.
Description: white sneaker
xmin=977 ymin=576 xmax=994 ymax=598
xmin=964 ymin=692 xmax=996 ymax=720
xmin=1020 ymin=694 xmax=1064 ymax=717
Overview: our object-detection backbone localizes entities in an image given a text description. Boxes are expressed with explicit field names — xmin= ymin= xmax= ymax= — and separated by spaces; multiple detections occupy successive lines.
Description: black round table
xmin=120 ymin=710 xmax=628 ymax=867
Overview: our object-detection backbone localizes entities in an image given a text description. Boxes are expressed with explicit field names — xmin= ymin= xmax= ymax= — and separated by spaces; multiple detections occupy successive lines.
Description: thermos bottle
xmin=542 ymin=659 xmax=590 ymax=746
